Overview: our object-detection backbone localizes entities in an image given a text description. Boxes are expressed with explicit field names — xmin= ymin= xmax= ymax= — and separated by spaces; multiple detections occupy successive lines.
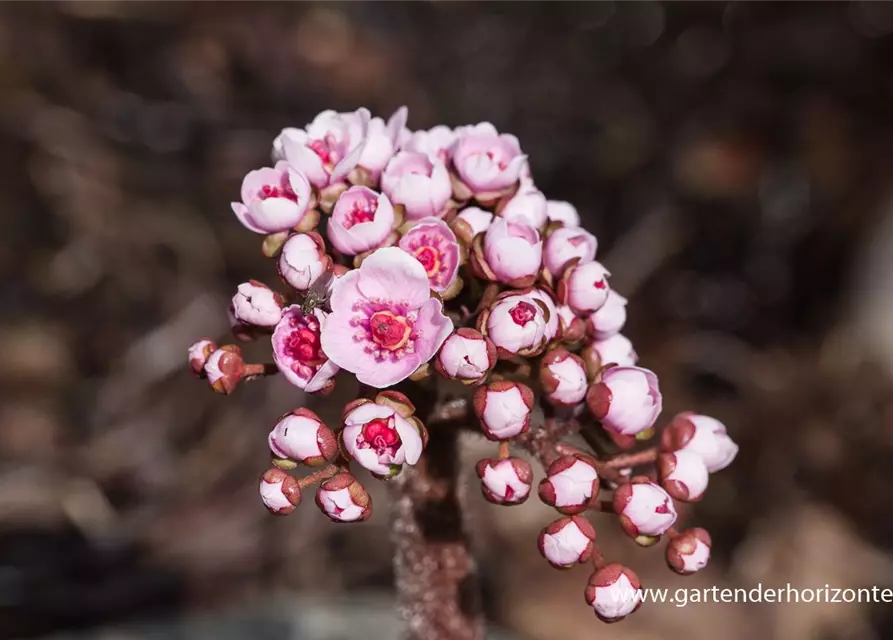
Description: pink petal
xmin=412 ymin=297 xmax=454 ymax=364
xmin=357 ymin=247 xmax=431 ymax=308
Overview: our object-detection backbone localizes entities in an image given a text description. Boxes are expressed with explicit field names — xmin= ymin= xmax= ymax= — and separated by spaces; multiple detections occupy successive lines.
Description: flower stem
xmin=297 ymin=464 xmax=339 ymax=489
xmin=498 ymin=441 xmax=509 ymax=460
xmin=602 ymin=447 xmax=659 ymax=469
xmin=242 ymin=363 xmax=279 ymax=378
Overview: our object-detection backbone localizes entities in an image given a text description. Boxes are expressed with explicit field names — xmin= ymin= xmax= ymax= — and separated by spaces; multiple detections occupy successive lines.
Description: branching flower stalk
xmin=187 ymin=107 xmax=740 ymax=638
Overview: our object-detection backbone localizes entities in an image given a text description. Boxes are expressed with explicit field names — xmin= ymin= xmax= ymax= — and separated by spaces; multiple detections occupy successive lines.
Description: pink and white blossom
xmin=268 ymin=407 xmax=338 ymax=466
xmin=538 ymin=454 xmax=600 ymax=515
xmin=666 ymin=528 xmax=712 ymax=575
xmin=320 ymin=247 xmax=453 ymax=388
xmin=588 ymin=333 xmax=638 ymax=369
xmin=355 ymin=107 xmax=408 ymax=179
xmin=272 ymin=306 xmax=339 ymax=394
xmin=480 ymin=292 xmax=550 ymax=358
xmin=452 ymin=206 xmax=494 ymax=244
xmin=327 ymin=186 xmax=396 ymax=256
xmin=403 ymin=125 xmax=456 ymax=164
xmin=544 ymin=226 xmax=598 ymax=278
xmin=278 ymin=232 xmax=332 ymax=292
xmin=546 ymin=200 xmax=580 ymax=227
xmin=341 ymin=397 xmax=426 ymax=478
xmin=587 ymin=366 xmax=662 ymax=436
xmin=585 ymin=564 xmax=643 ymax=622
xmin=498 ymin=180 xmax=548 ymax=228
xmin=259 ymin=468 xmax=302 ymax=515
xmin=661 ymin=413 xmax=739 ymax=473
xmin=473 ymin=380 xmax=535 ymax=440
xmin=231 ymin=161 xmax=313 ymax=234
xmin=474 ymin=218 xmax=542 ymax=287
xmin=204 ymin=345 xmax=245 ymax=395
xmin=613 ymin=478 xmax=677 ymax=539
xmin=540 ymin=349 xmax=589 ymax=406
xmin=381 ymin=151 xmax=452 ymax=220
xmin=658 ymin=450 xmax=710 ymax=502
xmin=587 ymin=290 xmax=628 ymax=339
xmin=475 ymin=457 xmax=533 ymax=505
xmin=231 ymin=280 xmax=284 ymax=328
xmin=397 ymin=218 xmax=460 ymax=294
xmin=188 ymin=339 xmax=217 ymax=377
xmin=557 ymin=260 xmax=611 ymax=315
xmin=435 ymin=328 xmax=496 ymax=384
xmin=452 ymin=122 xmax=528 ymax=200
xmin=538 ymin=516 xmax=596 ymax=569
xmin=315 ymin=473 xmax=372 ymax=523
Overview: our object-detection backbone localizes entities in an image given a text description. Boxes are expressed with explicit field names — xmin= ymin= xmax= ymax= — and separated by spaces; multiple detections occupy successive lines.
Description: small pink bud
xmin=538 ymin=454 xmax=600 ymax=515
xmin=381 ymin=151 xmax=452 ymax=220
xmin=540 ymin=349 xmax=589 ymax=407
xmin=341 ymin=397 xmax=426 ymax=478
xmin=666 ymin=528 xmax=712 ymax=575
xmin=475 ymin=218 xmax=543 ymax=287
xmin=613 ymin=477 xmax=677 ymax=539
xmin=537 ymin=516 xmax=596 ymax=569
xmin=556 ymin=305 xmax=586 ymax=343
xmin=268 ymin=407 xmax=338 ymax=467
xmin=657 ymin=451 xmax=709 ymax=502
xmin=403 ymin=124 xmax=456 ymax=165
xmin=543 ymin=226 xmax=597 ymax=278
xmin=586 ymin=366 xmax=662 ymax=436
xmin=660 ymin=412 xmax=739 ymax=473
xmin=203 ymin=345 xmax=245 ymax=394
xmin=435 ymin=328 xmax=497 ymax=384
xmin=587 ymin=291 xmax=628 ymax=340
xmin=586 ymin=333 xmax=638 ymax=370
xmin=452 ymin=206 xmax=494 ymax=244
xmin=475 ymin=457 xmax=533 ymax=505
xmin=584 ymin=564 xmax=643 ymax=622
xmin=473 ymin=380 xmax=535 ymax=441
xmin=557 ymin=260 xmax=611 ymax=315
xmin=315 ymin=473 xmax=372 ymax=523
xmin=259 ymin=468 xmax=302 ymax=515
xmin=327 ymin=186 xmax=396 ymax=256
xmin=278 ymin=232 xmax=333 ymax=292
xmin=546 ymin=200 xmax=580 ymax=227
xmin=479 ymin=292 xmax=550 ymax=358
xmin=231 ymin=280 xmax=284 ymax=328
xmin=187 ymin=339 xmax=217 ymax=377
xmin=451 ymin=122 xmax=527 ymax=201
xmin=498 ymin=181 xmax=548 ymax=229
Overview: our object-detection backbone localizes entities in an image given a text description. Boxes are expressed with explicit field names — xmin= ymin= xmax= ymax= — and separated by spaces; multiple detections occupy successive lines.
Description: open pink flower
xmin=381 ymin=151 xmax=452 ymax=220
xmin=452 ymin=122 xmax=528 ymax=199
xmin=544 ymin=227 xmax=598 ymax=278
xmin=356 ymin=107 xmax=407 ymax=179
xmin=277 ymin=108 xmax=370 ymax=188
xmin=272 ymin=306 xmax=339 ymax=394
xmin=327 ymin=186 xmax=396 ymax=256
xmin=473 ymin=217 xmax=542 ymax=287
xmin=231 ymin=161 xmax=312 ymax=234
xmin=403 ymin=125 xmax=456 ymax=164
xmin=341 ymin=395 xmax=426 ymax=477
xmin=398 ymin=218 xmax=460 ymax=294
xmin=320 ymin=247 xmax=453 ymax=388
xmin=499 ymin=180 xmax=548 ymax=228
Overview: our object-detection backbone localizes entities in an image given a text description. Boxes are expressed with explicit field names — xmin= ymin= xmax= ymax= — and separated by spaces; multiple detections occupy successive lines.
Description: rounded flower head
xmin=204 ymin=345 xmax=245 ymax=395
xmin=340 ymin=394 xmax=427 ymax=478
xmin=473 ymin=380 xmax=535 ymax=441
xmin=381 ymin=151 xmax=452 ymax=220
xmin=479 ymin=291 xmax=550 ymax=358
xmin=587 ymin=366 xmax=662 ymax=436
xmin=272 ymin=306 xmax=339 ymax=394
xmin=268 ymin=407 xmax=338 ymax=467
xmin=475 ymin=457 xmax=533 ymax=505
xmin=327 ymin=186 xmax=396 ymax=256
xmin=452 ymin=122 xmax=528 ymax=200
xmin=277 ymin=107 xmax=370 ymax=188
xmin=587 ymin=291 xmax=628 ymax=340
xmin=452 ymin=206 xmax=494 ymax=244
xmin=231 ymin=161 xmax=312 ymax=234
xmin=231 ymin=280 xmax=283 ymax=328
xmin=660 ymin=412 xmax=739 ymax=473
xmin=613 ymin=478 xmax=677 ymax=540
xmin=585 ymin=564 xmax=643 ymax=622
xmin=538 ymin=454 xmax=600 ymax=515
xmin=658 ymin=450 xmax=709 ymax=502
xmin=546 ymin=200 xmax=580 ymax=227
xmin=435 ymin=328 xmax=497 ymax=384
xmin=321 ymin=247 xmax=453 ymax=388
xmin=355 ymin=107 xmax=407 ymax=180
xmin=473 ymin=218 xmax=543 ymax=288
xmin=315 ymin=473 xmax=372 ymax=523
xmin=666 ymin=528 xmax=712 ymax=575
xmin=498 ymin=181 xmax=548 ymax=228
xmin=557 ymin=260 xmax=611 ymax=315
xmin=544 ymin=226 xmax=598 ymax=279
xmin=259 ymin=468 xmax=302 ymax=515
xmin=403 ymin=124 xmax=456 ymax=165
xmin=537 ymin=516 xmax=596 ymax=569
xmin=398 ymin=218 xmax=460 ymax=295
xmin=540 ymin=349 xmax=589 ymax=406
xmin=278 ymin=232 xmax=332 ymax=292
xmin=187 ymin=339 xmax=217 ymax=378
xmin=585 ymin=333 xmax=638 ymax=371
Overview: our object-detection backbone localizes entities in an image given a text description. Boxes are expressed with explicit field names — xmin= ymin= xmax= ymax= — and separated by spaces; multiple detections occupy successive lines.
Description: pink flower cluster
xmin=186 ymin=106 xmax=739 ymax=625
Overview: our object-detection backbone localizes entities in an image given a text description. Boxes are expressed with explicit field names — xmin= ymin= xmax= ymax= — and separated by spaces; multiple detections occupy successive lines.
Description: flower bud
xmin=204 ymin=345 xmax=245 ymax=394
xmin=546 ymin=200 xmax=580 ymax=228
xmin=666 ymin=528 xmax=712 ymax=575
xmin=268 ymin=407 xmax=338 ymax=467
xmin=259 ymin=468 xmax=302 ymax=515
xmin=586 ymin=366 xmax=661 ymax=436
xmin=538 ymin=454 xmax=600 ymax=515
xmin=327 ymin=186 xmax=396 ymax=256
xmin=526 ymin=288 xmax=560 ymax=342
xmin=584 ymin=564 xmax=643 ymax=622
xmin=657 ymin=450 xmax=709 ymax=502
xmin=187 ymin=339 xmax=217 ymax=377
xmin=451 ymin=122 xmax=527 ymax=202
xmin=473 ymin=380 xmax=535 ymax=440
xmin=315 ymin=473 xmax=372 ymax=523
xmin=613 ymin=477 xmax=677 ymax=540
xmin=543 ymin=227 xmax=597 ymax=278
xmin=340 ymin=396 xmax=426 ymax=478
xmin=403 ymin=124 xmax=456 ymax=164
xmin=479 ymin=292 xmax=549 ymax=358
xmin=278 ymin=232 xmax=333 ymax=292
xmin=473 ymin=218 xmax=543 ymax=288
xmin=498 ymin=181 xmax=548 ymax=228
xmin=660 ymin=412 xmax=739 ymax=473
xmin=557 ymin=260 xmax=611 ymax=315
xmin=587 ymin=291 xmax=628 ymax=340
xmin=452 ymin=206 xmax=493 ymax=244
xmin=231 ymin=280 xmax=284 ymax=328
xmin=537 ymin=516 xmax=596 ymax=568
xmin=585 ymin=333 xmax=638 ymax=371
xmin=435 ymin=328 xmax=497 ymax=384
xmin=381 ymin=151 xmax=452 ymax=220
xmin=540 ymin=349 xmax=589 ymax=406
xmin=475 ymin=457 xmax=533 ymax=505
xmin=556 ymin=305 xmax=586 ymax=343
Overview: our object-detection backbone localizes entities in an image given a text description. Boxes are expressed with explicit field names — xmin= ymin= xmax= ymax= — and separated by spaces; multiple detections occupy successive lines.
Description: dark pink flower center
xmin=594 ymin=279 xmax=607 ymax=290
xmin=401 ymin=227 xmax=458 ymax=290
xmin=504 ymin=485 xmax=515 ymax=501
xmin=509 ymin=301 xmax=537 ymax=326
xmin=258 ymin=172 xmax=298 ymax=202
xmin=655 ymin=498 xmax=672 ymax=515
xmin=342 ymin=198 xmax=378 ymax=229
xmin=362 ymin=418 xmax=400 ymax=449
xmin=284 ymin=327 xmax=324 ymax=365
xmin=568 ymin=235 xmax=588 ymax=248
xmin=414 ymin=246 xmax=441 ymax=276
xmin=486 ymin=150 xmax=508 ymax=171
xmin=369 ymin=311 xmax=412 ymax=350
xmin=308 ymin=134 xmax=341 ymax=168
xmin=276 ymin=311 xmax=326 ymax=381
xmin=351 ymin=298 xmax=420 ymax=362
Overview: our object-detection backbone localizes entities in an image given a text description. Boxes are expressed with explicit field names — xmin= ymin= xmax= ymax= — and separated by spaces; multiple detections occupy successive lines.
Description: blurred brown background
xmin=2 ymin=1 xmax=893 ymax=639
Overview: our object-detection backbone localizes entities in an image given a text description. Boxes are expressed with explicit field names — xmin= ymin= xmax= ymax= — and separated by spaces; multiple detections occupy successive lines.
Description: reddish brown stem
xmin=515 ymin=418 xmax=580 ymax=468
xmin=498 ymin=441 xmax=509 ymax=460
xmin=602 ymin=447 xmax=659 ymax=469
xmin=596 ymin=499 xmax=616 ymax=513
xmin=590 ymin=542 xmax=606 ymax=570
xmin=242 ymin=363 xmax=279 ymax=378
xmin=297 ymin=464 xmax=339 ymax=489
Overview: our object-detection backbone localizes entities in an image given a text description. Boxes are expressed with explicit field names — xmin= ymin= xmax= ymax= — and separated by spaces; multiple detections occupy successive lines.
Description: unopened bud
xmin=204 ymin=345 xmax=245 ymax=394
xmin=666 ymin=528 xmax=712 ymax=575
xmin=259 ymin=468 xmax=302 ymax=515
xmin=537 ymin=516 xmax=596 ymax=569
xmin=475 ymin=457 xmax=533 ymax=505
xmin=584 ymin=563 xmax=643 ymax=622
